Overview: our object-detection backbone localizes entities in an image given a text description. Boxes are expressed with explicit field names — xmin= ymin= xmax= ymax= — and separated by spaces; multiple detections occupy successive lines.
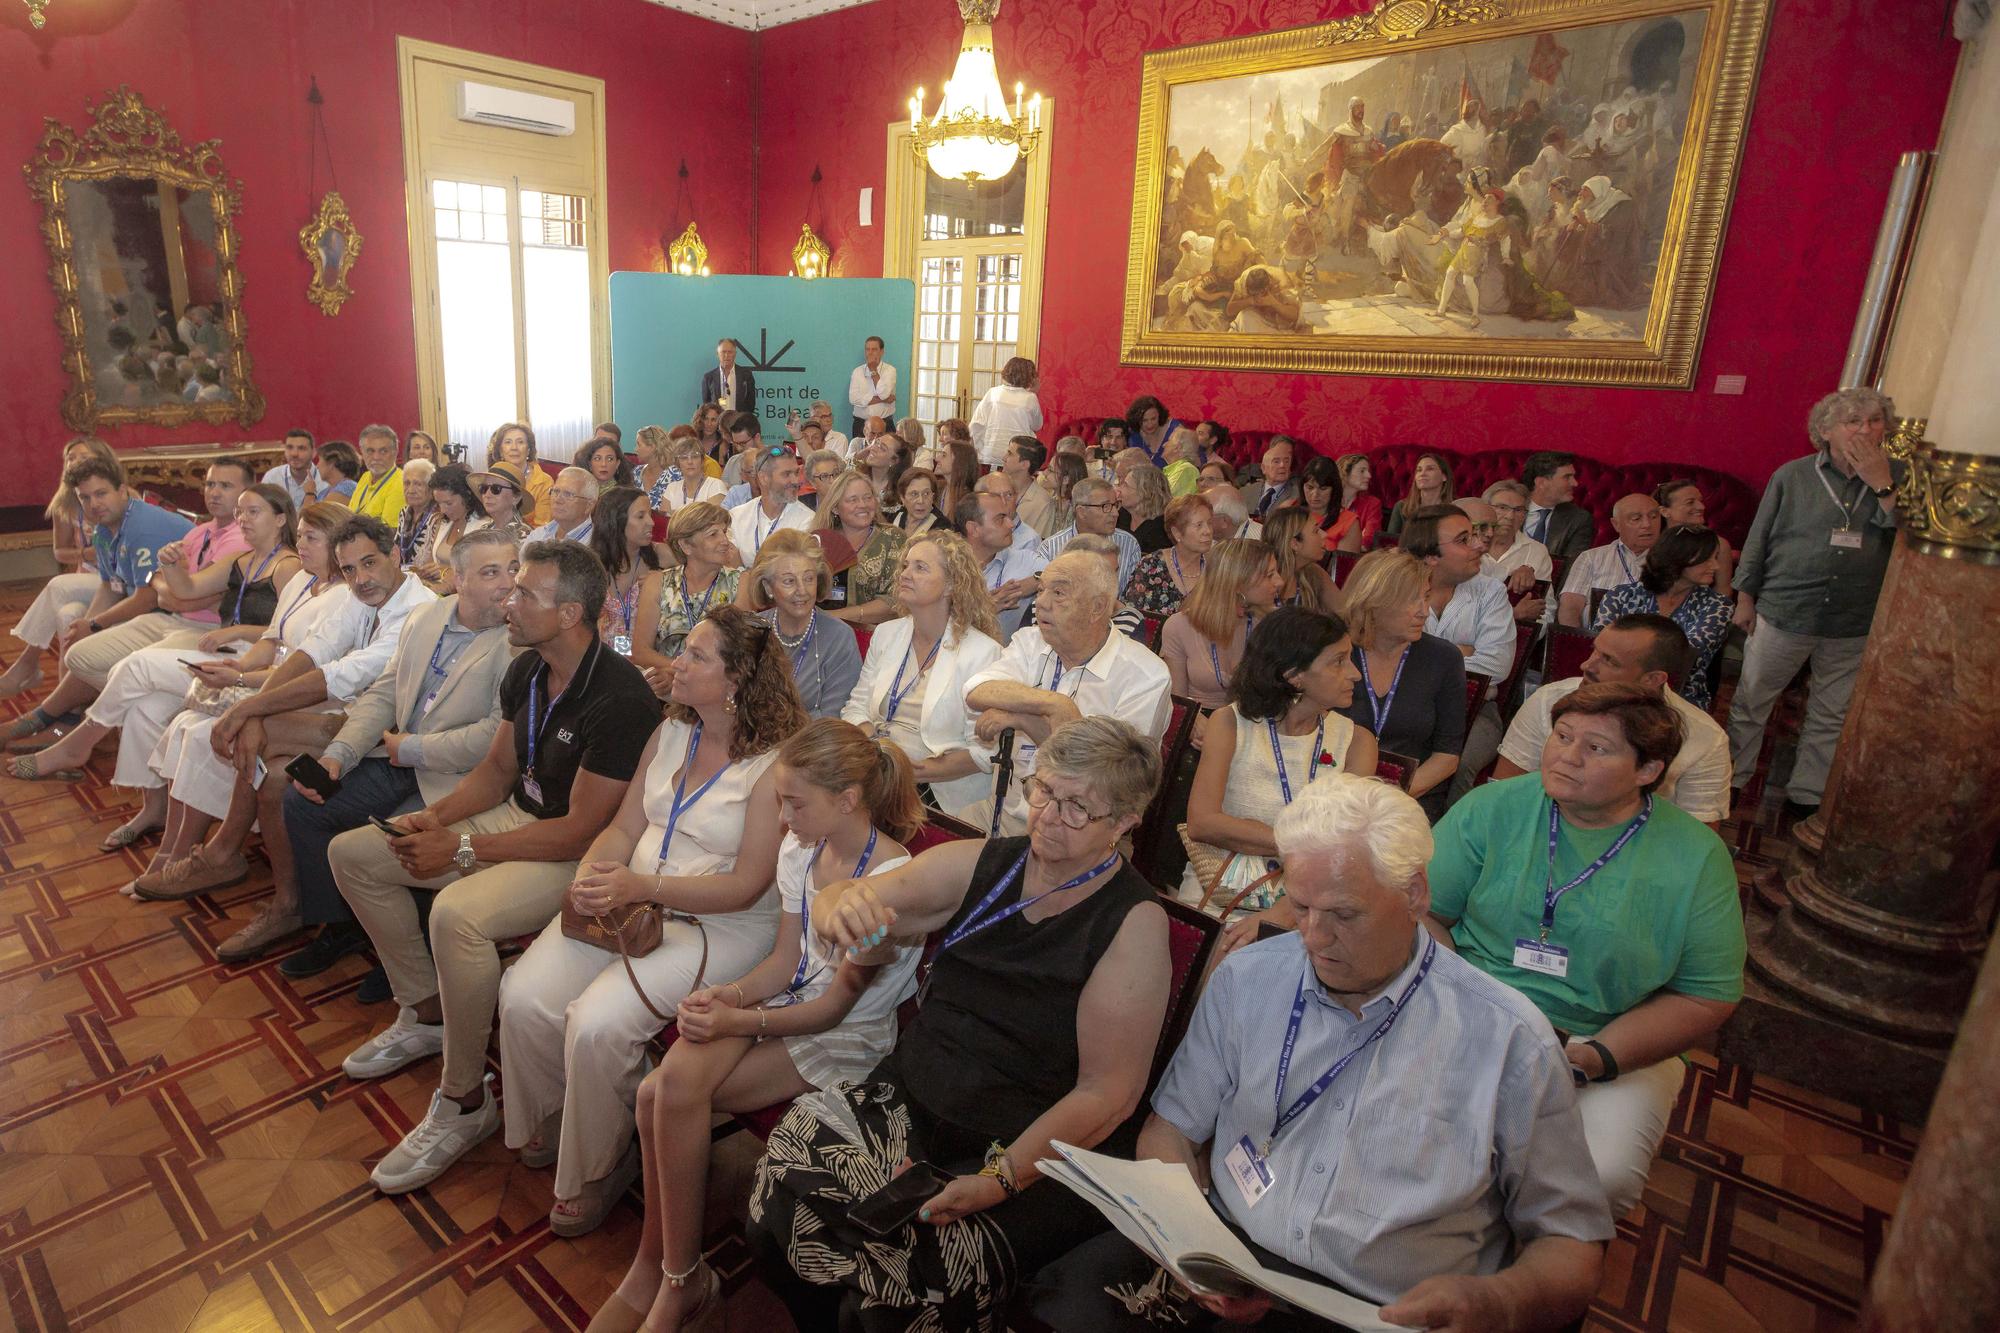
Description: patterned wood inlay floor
xmin=0 ymin=579 xmax=1914 ymax=1331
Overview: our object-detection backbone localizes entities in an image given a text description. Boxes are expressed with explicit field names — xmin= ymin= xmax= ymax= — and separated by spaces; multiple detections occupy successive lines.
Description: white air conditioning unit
xmin=455 ymin=81 xmax=576 ymax=137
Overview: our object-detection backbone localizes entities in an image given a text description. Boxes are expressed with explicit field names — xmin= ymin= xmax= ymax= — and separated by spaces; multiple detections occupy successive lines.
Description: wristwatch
xmin=454 ymin=833 xmax=478 ymax=873
xmin=1872 ymin=483 xmax=1895 ymax=499
xmin=86 ymin=619 xmax=102 ymax=634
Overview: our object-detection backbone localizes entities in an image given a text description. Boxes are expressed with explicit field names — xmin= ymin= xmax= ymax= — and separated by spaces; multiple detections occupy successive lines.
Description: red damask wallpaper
xmin=756 ymin=0 xmax=1957 ymax=485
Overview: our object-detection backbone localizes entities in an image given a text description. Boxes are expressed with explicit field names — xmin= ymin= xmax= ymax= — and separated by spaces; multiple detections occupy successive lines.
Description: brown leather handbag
xmin=560 ymin=900 xmax=709 ymax=1024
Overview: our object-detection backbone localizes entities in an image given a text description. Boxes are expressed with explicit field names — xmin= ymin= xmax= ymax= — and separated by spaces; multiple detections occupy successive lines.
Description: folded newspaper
xmin=1040 ymin=1142 xmax=1410 ymax=1332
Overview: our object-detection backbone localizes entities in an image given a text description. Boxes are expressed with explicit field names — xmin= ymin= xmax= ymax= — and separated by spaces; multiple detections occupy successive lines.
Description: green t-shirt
xmin=1427 ymin=774 xmax=1745 ymax=1036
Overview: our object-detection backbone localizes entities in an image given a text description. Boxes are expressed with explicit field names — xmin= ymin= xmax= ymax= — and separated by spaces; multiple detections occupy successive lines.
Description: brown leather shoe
xmin=134 ymin=850 xmax=249 ymax=901
xmin=216 ymin=902 xmax=303 ymax=963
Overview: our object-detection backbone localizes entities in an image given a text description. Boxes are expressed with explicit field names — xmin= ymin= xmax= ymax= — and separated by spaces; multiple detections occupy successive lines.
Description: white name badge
xmin=522 ymin=775 xmax=544 ymax=805
xmin=1223 ymin=1135 xmax=1275 ymax=1208
xmin=1829 ymin=528 xmax=1864 ymax=550
xmin=1514 ymin=937 xmax=1570 ymax=978
xmin=612 ymin=633 xmax=633 ymax=657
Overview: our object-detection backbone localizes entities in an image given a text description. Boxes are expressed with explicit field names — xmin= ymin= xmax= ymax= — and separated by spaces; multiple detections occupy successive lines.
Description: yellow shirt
xmin=521 ymin=466 xmax=553 ymax=526
xmin=351 ymin=467 xmax=405 ymax=523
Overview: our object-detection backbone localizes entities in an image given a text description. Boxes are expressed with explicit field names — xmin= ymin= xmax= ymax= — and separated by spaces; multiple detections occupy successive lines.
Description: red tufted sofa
xmin=1048 ymin=419 xmax=1758 ymax=549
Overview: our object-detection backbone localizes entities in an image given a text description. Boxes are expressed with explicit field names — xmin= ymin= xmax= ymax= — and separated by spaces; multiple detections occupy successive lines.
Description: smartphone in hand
xmin=848 ymin=1162 xmax=956 ymax=1237
xmin=368 ymin=815 xmax=406 ymax=838
xmin=284 ymin=753 xmax=341 ymax=800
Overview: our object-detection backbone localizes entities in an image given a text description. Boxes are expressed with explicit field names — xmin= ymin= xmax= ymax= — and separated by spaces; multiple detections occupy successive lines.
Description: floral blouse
xmin=652 ymin=565 xmax=742 ymax=659
xmin=1594 ymin=580 xmax=1733 ymax=711
xmin=823 ymin=525 xmax=907 ymax=612
xmin=1125 ymin=549 xmax=1198 ymax=619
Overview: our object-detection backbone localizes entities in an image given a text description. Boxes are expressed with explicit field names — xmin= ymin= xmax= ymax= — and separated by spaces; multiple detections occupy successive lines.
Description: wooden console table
xmin=121 ymin=442 xmax=285 ymax=491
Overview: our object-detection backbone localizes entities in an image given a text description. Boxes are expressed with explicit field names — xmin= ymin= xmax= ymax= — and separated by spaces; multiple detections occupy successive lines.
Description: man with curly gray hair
xmin=1726 ymin=387 xmax=1901 ymax=816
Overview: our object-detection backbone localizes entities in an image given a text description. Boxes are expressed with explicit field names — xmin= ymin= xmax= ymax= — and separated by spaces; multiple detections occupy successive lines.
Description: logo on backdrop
xmin=733 ymin=329 xmax=805 ymax=375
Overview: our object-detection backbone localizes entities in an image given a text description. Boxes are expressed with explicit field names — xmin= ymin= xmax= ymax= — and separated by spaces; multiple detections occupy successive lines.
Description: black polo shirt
xmin=500 ymin=637 xmax=657 ymax=819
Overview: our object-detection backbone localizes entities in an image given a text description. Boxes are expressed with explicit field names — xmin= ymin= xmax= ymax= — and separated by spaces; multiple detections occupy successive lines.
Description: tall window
xmin=400 ymin=40 xmax=608 ymax=468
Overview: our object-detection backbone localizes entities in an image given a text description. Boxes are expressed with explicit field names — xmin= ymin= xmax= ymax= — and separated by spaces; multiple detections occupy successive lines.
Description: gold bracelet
xmin=726 ymin=982 xmax=746 ymax=1006
xmin=758 ymin=1008 xmax=768 ymax=1035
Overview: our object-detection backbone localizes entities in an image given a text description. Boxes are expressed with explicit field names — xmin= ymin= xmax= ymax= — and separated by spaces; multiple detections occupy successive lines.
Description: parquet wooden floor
xmin=0 ymin=578 xmax=1914 ymax=1331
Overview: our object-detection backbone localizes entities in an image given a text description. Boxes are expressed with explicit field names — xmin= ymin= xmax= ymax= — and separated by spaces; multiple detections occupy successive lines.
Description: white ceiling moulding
xmin=641 ymin=0 xmax=882 ymax=32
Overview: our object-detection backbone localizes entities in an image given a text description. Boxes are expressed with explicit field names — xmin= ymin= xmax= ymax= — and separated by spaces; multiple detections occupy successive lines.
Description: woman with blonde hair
xmin=1118 ymin=462 xmax=1175 ymax=553
xmin=1 ymin=439 xmax=124 ymax=697
xmin=593 ymin=718 xmax=926 ymax=1331
xmin=1335 ymin=548 xmax=1466 ymax=820
xmin=631 ymin=501 xmax=741 ymax=684
xmin=813 ymin=469 xmax=907 ymax=627
xmin=841 ymin=530 xmax=1003 ymax=812
xmin=489 ymin=421 xmax=553 ymax=525
xmin=654 ymin=430 xmax=725 ymax=514
xmin=1262 ymin=506 xmax=1343 ymax=615
xmin=742 ymin=529 xmax=862 ymax=717
xmin=1158 ymin=537 xmax=1284 ymax=712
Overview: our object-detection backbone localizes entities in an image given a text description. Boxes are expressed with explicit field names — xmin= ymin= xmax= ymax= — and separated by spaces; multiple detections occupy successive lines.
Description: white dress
xmin=1176 ymin=705 xmax=1357 ymax=920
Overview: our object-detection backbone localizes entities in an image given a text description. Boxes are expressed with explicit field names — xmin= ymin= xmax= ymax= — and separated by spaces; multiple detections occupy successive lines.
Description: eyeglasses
xmin=1023 ymin=776 xmax=1108 ymax=829
xmin=1074 ymin=500 xmax=1118 ymax=511
xmin=552 ymin=490 xmax=589 ymax=503
xmin=1466 ymin=521 xmax=1498 ymax=535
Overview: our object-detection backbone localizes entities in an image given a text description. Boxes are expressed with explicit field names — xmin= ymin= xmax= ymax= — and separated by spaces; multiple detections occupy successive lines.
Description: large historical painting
xmin=1121 ymin=0 xmax=1771 ymax=388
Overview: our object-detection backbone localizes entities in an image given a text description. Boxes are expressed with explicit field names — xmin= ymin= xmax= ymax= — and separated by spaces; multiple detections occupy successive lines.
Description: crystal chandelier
xmin=907 ymin=0 xmax=1042 ymax=184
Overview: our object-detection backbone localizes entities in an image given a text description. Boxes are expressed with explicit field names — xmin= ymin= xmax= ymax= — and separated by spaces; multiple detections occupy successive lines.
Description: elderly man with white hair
xmin=1025 ymin=771 xmax=1611 ymax=1332
xmin=525 ymin=467 xmax=599 ymax=546
xmin=962 ymin=551 xmax=1171 ymax=836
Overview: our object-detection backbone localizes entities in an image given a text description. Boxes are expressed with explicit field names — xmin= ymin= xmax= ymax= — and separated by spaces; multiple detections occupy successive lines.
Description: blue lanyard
xmin=1267 ymin=717 xmax=1326 ymax=805
xmin=1042 ymin=649 xmax=1084 ymax=698
xmin=783 ymin=610 xmax=818 ymax=671
xmin=883 ymin=631 xmax=942 ymax=726
xmin=940 ymin=846 xmax=1122 ymax=952
xmin=276 ymin=575 xmax=319 ymax=641
xmin=356 ymin=467 xmax=400 ymax=508
xmin=1614 ymin=543 xmax=1636 ymax=582
xmin=524 ymin=640 xmax=601 ymax=778
xmin=678 ymin=569 xmax=718 ymax=632
xmin=1170 ymin=548 xmax=1200 ymax=587
xmin=780 ymin=827 xmax=881 ymax=1000
xmin=1207 ymin=641 xmax=1229 ymax=692
xmin=986 ymin=552 xmax=1009 ymax=591
xmin=1357 ymin=644 xmax=1410 ymax=736
xmin=1266 ymin=936 xmax=1436 ymax=1155
xmin=756 ymin=504 xmax=782 ymax=550
xmin=657 ymin=721 xmax=731 ymax=865
xmin=230 ymin=548 xmax=280 ymax=625
xmin=613 ymin=577 xmax=640 ymax=637
xmin=1540 ymin=796 xmax=1652 ymax=942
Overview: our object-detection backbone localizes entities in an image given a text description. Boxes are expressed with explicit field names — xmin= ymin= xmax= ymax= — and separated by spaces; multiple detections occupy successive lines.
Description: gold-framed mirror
xmin=24 ymin=85 xmax=265 ymax=430
xmin=301 ymin=189 xmax=362 ymax=316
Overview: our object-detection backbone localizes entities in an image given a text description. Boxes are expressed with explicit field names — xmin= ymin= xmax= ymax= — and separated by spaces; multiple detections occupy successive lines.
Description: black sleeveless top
xmin=895 ymin=836 xmax=1159 ymax=1141
xmin=222 ymin=556 xmax=283 ymax=627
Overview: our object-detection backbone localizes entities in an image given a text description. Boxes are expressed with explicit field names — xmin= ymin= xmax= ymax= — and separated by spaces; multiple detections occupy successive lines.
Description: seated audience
xmin=841 ymin=531 xmax=1004 ymax=813
xmin=1337 ymin=550 xmax=1467 ymax=820
xmin=411 ymin=464 xmax=490 ymax=592
xmin=1291 ymin=454 xmax=1347 ymax=544
xmin=937 ymin=427 xmax=981 ymax=518
xmin=599 ymin=719 xmax=926 ymax=1330
xmin=1498 ymin=614 xmax=1731 ymax=826
xmin=1120 ymin=462 xmax=1175 ymax=553
xmin=1193 ymin=418 xmax=1230 ymax=468
xmin=801 ymin=446 xmax=844 ymax=504
xmin=1557 ymin=493 xmax=1663 ymax=626
xmin=1405 ymin=501 xmax=1516 ymax=803
xmin=1261 ymin=507 xmax=1343 ymax=614
xmin=1003 ymin=435 xmax=1056 ymax=533
xmin=1482 ymin=478 xmax=1554 ymax=590
xmin=1027 ymin=772 xmax=1610 ymax=1332
xmin=350 ymin=425 xmax=406 ymax=524
xmin=1125 ymin=492 xmax=1216 ymax=619
xmin=1127 ymin=393 xmax=1183 ymax=464
xmin=1428 ymin=683 xmax=1746 ymax=1216
xmin=727 ymin=445 xmax=812 ymax=564
xmin=393 ymin=459 xmax=438 ymax=566
xmin=1160 ymin=425 xmax=1202 ymax=496
xmin=1159 ymin=537 xmax=1282 ymax=713
xmin=959 ymin=491 xmax=1046 ymax=642
xmin=1240 ymin=436 xmax=1301 ymax=521
xmin=316 ymin=440 xmax=362 ymax=505
xmin=1062 ymin=534 xmax=1149 ymax=641
xmin=631 ymin=501 xmax=740 ymax=684
xmin=743 ymin=530 xmax=862 ymax=718
xmin=334 ymin=541 xmax=657 ymax=1204
xmin=1653 ymin=477 xmax=1736 ymax=598
xmin=404 ymin=431 xmax=440 ymax=468
xmin=855 ymin=427 xmax=909 ymax=514
xmin=491 ymin=421 xmax=553 ymax=524
xmin=1332 ymin=450 xmax=1384 ymax=552
xmin=276 ymin=529 xmax=518 ymax=984
xmin=1034 ymin=451 xmax=1084 ymax=540
xmin=1522 ymin=450 xmax=1594 ymax=564
xmin=1198 ymin=457 xmax=1238 ymax=495
xmin=469 ymin=459 xmax=533 ymax=544
xmin=1594 ymin=525 xmax=1731 ymax=710
xmin=692 ymin=402 xmax=727 ymax=473
xmin=261 ymin=428 xmax=318 ymax=510
xmin=527 ymin=467 xmax=600 ymax=545
xmin=655 ymin=430 xmax=726 ymax=513
xmin=893 ymin=467 xmax=943 ymax=538
xmin=974 ymin=469 xmax=1047 ymax=555
xmin=1206 ymin=486 xmax=1251 ymax=543
xmin=747 ymin=717 xmax=1171 ymax=1330
xmin=813 ymin=469 xmax=907 ymax=626
xmin=969 ymin=355 xmax=1044 ymax=465
xmin=576 ymin=436 xmax=634 ymax=489
xmin=1381 ymin=450 xmax=1455 ymax=543
xmin=1179 ymin=608 xmax=1377 ymax=939
xmin=588 ymin=486 xmax=661 ymax=656
xmin=496 ymin=604 xmax=802 ymax=1233
xmin=963 ymin=552 xmax=1172 ymax=835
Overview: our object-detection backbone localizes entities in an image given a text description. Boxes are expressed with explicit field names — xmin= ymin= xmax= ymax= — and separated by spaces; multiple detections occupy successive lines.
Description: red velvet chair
xmin=1150 ymin=898 xmax=1222 ymax=1085
xmin=1464 ymin=672 xmax=1492 ymax=739
xmin=1131 ymin=696 xmax=1201 ymax=890
xmin=1375 ymin=750 xmax=1417 ymax=790
xmin=1544 ymin=625 xmax=1596 ymax=684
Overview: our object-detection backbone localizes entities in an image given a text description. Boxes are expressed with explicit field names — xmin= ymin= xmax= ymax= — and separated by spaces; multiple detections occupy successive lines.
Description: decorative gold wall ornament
xmin=22 ymin=0 xmax=50 ymax=29
xmin=1885 ymin=418 xmax=2000 ymax=562
xmin=24 ymin=86 xmax=265 ymax=430
xmin=668 ymin=222 xmax=711 ymax=277
xmin=907 ymin=0 xmax=1042 ymax=183
xmin=791 ymin=222 xmax=831 ymax=279
xmin=1123 ymin=0 xmax=1772 ymax=389
xmin=300 ymin=190 xmax=362 ymax=316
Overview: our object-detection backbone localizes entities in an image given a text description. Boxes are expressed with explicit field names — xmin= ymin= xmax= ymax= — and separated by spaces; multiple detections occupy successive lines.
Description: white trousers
xmin=65 ymin=615 xmax=208 ymax=689
xmin=153 ymin=713 xmax=240 ymax=819
xmin=495 ymin=899 xmax=778 ymax=1198
xmin=86 ymin=646 xmax=228 ymax=790
xmin=1576 ymin=1055 xmax=1687 ymax=1218
xmin=11 ymin=572 xmax=100 ymax=649
xmin=1725 ymin=616 xmax=1868 ymax=805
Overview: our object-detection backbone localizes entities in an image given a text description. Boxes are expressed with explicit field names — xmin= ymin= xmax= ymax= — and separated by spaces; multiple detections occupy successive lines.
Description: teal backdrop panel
xmin=610 ymin=273 xmax=916 ymax=437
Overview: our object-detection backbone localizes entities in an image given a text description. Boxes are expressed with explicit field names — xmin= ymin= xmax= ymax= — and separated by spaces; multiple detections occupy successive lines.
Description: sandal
xmin=8 ymin=754 xmax=84 ymax=783
xmin=520 ymin=1110 xmax=562 ymax=1169
xmin=100 ymin=815 xmax=162 ymax=851
xmin=548 ymin=1140 xmax=639 ymax=1238
xmin=656 ymin=1259 xmax=724 ymax=1332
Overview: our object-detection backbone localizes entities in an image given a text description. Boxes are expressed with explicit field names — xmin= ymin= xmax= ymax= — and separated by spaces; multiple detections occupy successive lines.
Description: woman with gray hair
xmin=746 ymin=714 xmax=1172 ymax=1331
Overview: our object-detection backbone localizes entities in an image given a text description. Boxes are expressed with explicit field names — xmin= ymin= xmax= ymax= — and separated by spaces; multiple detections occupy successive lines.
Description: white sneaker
xmin=370 ymin=1076 xmax=499 ymax=1195
xmin=342 ymin=1010 xmax=445 ymax=1080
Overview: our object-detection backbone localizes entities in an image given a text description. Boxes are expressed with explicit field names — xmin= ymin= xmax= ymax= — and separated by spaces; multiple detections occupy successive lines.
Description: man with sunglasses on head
xmin=727 ymin=446 xmax=813 ymax=566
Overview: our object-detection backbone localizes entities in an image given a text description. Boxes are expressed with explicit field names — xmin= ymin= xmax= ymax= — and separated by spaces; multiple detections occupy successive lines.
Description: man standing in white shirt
xmin=1496 ymin=615 xmax=1732 ymax=826
xmin=525 ymin=468 xmax=599 ymax=546
xmin=847 ymin=335 xmax=897 ymax=438
xmin=1406 ymin=503 xmax=1516 ymax=805
xmin=727 ymin=448 xmax=812 ymax=565
xmin=960 ymin=492 xmax=1047 ymax=642
xmin=963 ymin=552 xmax=1171 ymax=834
xmin=1557 ymin=494 xmax=1662 ymax=626
xmin=263 ymin=428 xmax=320 ymax=510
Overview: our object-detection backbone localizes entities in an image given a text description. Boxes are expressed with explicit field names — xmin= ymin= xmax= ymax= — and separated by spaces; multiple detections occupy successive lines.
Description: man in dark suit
xmin=699 ymin=337 xmax=757 ymax=417
xmin=1236 ymin=435 xmax=1301 ymax=521
xmin=1521 ymin=450 xmax=1595 ymax=564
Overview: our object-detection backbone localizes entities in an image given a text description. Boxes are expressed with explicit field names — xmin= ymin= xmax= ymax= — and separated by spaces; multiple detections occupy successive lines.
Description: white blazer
xmin=841 ymin=615 xmax=1003 ymax=813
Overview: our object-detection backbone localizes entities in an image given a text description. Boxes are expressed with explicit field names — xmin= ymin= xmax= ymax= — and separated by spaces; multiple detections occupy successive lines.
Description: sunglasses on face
xmin=480 ymin=484 xmax=518 ymax=496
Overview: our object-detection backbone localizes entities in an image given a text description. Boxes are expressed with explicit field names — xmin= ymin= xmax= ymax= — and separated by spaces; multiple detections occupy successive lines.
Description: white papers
xmin=1041 ymin=1142 xmax=1411 ymax=1332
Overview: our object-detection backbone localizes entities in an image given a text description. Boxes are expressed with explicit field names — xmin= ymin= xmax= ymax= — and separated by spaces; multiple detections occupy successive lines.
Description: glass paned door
xmin=915 ymin=256 xmax=964 ymax=427
xmin=912 ymin=248 xmax=1025 ymax=424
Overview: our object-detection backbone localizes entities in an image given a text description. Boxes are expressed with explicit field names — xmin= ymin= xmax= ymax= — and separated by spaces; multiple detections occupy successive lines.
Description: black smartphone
xmin=284 ymin=753 xmax=341 ymax=799
xmin=369 ymin=815 xmax=406 ymax=838
xmin=848 ymin=1162 xmax=956 ymax=1237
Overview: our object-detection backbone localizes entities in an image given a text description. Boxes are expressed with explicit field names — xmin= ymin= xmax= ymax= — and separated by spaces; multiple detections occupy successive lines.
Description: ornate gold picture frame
xmin=1122 ymin=0 xmax=1771 ymax=387
xmin=24 ymin=86 xmax=265 ymax=430
xmin=301 ymin=190 xmax=362 ymax=316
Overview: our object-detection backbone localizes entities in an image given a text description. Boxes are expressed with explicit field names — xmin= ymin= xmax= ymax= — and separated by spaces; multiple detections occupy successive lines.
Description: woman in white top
xmin=967 ymin=356 xmax=1044 ymax=466
xmin=841 ymin=531 xmax=1004 ymax=813
xmin=595 ymin=719 xmax=926 ymax=1331
xmin=1179 ymin=608 xmax=1377 ymax=953
xmin=497 ymin=605 xmax=807 ymax=1235
xmin=656 ymin=431 xmax=726 ymax=513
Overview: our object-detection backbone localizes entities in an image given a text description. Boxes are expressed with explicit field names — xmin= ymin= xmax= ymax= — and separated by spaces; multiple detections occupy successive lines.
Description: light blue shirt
xmin=526 ymin=517 xmax=593 ymax=547
xmin=723 ymin=482 xmax=753 ymax=508
xmin=262 ymin=463 xmax=312 ymax=510
xmin=1039 ymin=524 xmax=1140 ymax=596
xmin=980 ymin=542 xmax=1049 ymax=641
xmin=92 ymin=498 xmax=194 ymax=596
xmin=1424 ymin=572 xmax=1517 ymax=680
xmin=1152 ymin=929 xmax=1612 ymax=1303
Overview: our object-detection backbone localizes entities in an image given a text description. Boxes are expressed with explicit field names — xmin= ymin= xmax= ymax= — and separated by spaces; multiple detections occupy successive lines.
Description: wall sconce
xmin=792 ymin=166 xmax=830 ymax=279
xmin=666 ymin=160 xmax=711 ymax=276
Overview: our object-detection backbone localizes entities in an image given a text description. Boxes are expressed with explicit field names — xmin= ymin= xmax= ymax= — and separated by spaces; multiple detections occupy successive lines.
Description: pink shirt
xmin=177 ymin=518 xmax=249 ymax=625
